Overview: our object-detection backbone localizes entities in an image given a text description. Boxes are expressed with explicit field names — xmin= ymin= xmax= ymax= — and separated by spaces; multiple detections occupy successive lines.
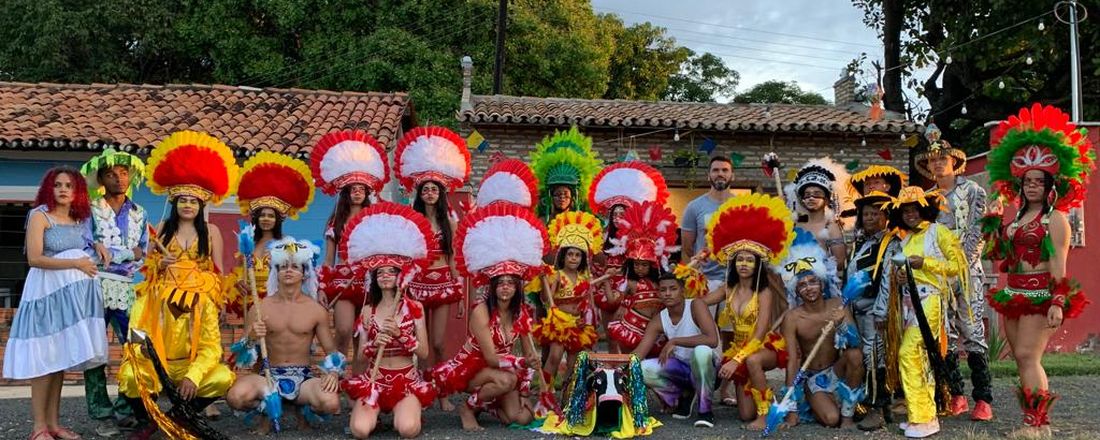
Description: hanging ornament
xmin=945 ymin=55 xmax=953 ymax=64
xmin=489 ymin=150 xmax=507 ymax=164
xmin=622 ymin=149 xmax=640 ymax=162
xmin=648 ymin=145 xmax=662 ymax=162
xmin=1026 ymin=56 xmax=1034 ymax=65
xmin=878 ymin=148 xmax=893 ymax=161
xmin=729 ymin=151 xmax=745 ymax=167
xmin=845 ymin=159 xmax=861 ymax=172
xmin=961 ymin=104 xmax=968 ymax=115
xmin=1038 ymin=20 xmax=1045 ymax=31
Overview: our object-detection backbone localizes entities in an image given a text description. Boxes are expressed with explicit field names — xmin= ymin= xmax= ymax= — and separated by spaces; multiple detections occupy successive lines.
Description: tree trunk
xmin=882 ymin=0 xmax=906 ymax=113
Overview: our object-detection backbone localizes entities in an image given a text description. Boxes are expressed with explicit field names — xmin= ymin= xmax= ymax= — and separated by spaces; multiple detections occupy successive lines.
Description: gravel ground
xmin=2 ymin=376 xmax=1098 ymax=439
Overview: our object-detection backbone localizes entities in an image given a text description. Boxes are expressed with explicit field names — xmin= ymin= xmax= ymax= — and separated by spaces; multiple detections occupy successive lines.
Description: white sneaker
xmin=95 ymin=421 xmax=121 ymax=437
xmin=904 ymin=419 xmax=940 ymax=438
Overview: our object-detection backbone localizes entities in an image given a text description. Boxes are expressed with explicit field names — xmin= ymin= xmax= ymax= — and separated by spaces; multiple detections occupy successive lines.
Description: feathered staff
xmin=761 ymin=152 xmax=784 ymax=200
xmin=763 ymin=270 xmax=870 ymax=436
xmin=527 ymin=333 xmax=563 ymax=418
xmin=362 ymin=287 xmax=410 ymax=408
xmin=236 ymin=221 xmax=283 ymax=431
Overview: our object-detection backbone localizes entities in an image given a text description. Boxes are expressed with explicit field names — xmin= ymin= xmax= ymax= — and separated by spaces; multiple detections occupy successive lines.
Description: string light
xmin=1026 ymin=56 xmax=1034 ymax=65
xmin=1038 ymin=20 xmax=1046 ymax=31
xmin=673 ymin=129 xmax=680 ymax=142
xmin=961 ymin=104 xmax=969 ymax=115
xmin=860 ymin=138 xmax=867 ymax=147
xmin=998 ymin=80 xmax=1006 ymax=89
xmin=946 ymin=55 xmax=953 ymax=64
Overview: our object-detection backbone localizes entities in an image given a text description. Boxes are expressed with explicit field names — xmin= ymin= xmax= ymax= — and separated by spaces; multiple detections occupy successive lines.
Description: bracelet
xmin=1050 ymin=295 xmax=1067 ymax=307
xmin=318 ymin=352 xmax=348 ymax=377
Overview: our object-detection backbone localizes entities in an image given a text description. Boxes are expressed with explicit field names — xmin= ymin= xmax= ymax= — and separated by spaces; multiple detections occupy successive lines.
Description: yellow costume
xmin=885 ymin=187 xmax=966 ymax=428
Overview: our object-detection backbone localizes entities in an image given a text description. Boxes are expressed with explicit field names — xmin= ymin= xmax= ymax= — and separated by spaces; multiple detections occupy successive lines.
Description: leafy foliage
xmin=0 ymin=0 xmax=740 ymax=126
xmin=732 ymin=80 xmax=828 ymax=105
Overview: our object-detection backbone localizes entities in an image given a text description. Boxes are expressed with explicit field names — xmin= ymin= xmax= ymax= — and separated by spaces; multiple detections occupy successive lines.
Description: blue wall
xmin=1 ymin=158 xmax=338 ymax=253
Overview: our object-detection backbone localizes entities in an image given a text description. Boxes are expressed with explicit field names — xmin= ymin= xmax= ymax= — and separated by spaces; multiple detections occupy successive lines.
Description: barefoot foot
xmin=440 ymin=398 xmax=455 ymax=412
xmin=840 ymin=417 xmax=857 ymax=430
xmin=458 ymin=404 xmax=484 ymax=431
xmin=745 ymin=416 xmax=767 ymax=431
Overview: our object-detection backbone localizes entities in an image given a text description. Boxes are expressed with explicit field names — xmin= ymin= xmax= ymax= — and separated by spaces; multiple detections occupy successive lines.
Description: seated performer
xmin=702 ymin=193 xmax=794 ymax=429
xmin=606 ymin=201 xmax=679 ymax=354
xmin=633 ymin=269 xmax=719 ymax=428
xmin=226 ymin=237 xmax=344 ymax=433
xmin=432 ymin=204 xmax=546 ymax=430
xmin=118 ymin=131 xmax=237 ymax=440
xmin=778 ymin=231 xmax=864 ymax=430
xmin=340 ymin=203 xmax=438 ymax=439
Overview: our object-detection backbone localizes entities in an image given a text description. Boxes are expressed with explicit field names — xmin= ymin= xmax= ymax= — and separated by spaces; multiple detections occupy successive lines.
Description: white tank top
xmin=660 ymin=299 xmax=715 ymax=362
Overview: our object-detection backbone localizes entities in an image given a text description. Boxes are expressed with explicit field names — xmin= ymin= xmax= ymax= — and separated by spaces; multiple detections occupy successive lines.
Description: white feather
xmin=346 ymin=213 xmax=428 ymax=262
xmin=401 ymin=135 xmax=467 ymax=181
xmin=462 ymin=216 xmax=544 ymax=272
xmin=476 ymin=172 xmax=532 ymax=208
xmin=320 ymin=140 xmax=385 ymax=183
xmin=593 ymin=168 xmax=658 ymax=206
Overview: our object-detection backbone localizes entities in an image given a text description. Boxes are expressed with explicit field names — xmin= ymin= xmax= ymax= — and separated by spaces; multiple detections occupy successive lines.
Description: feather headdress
xmin=394 ymin=126 xmax=471 ymax=193
xmin=146 ymin=131 xmax=238 ymax=204
xmin=529 ymin=126 xmax=603 ymax=218
xmin=80 ymin=148 xmax=145 ymax=198
xmin=548 ymin=211 xmax=603 ymax=256
xmin=339 ymin=202 xmax=437 ymax=287
xmin=606 ymin=201 xmax=679 ymax=269
xmin=266 ymin=237 xmax=322 ymax=300
xmin=776 ymin=228 xmax=839 ymax=307
xmin=475 ymin=158 xmax=539 ymax=210
xmin=706 ymin=193 xmax=795 ymax=265
xmin=587 ymin=161 xmax=669 ymax=216
xmin=310 ymin=130 xmax=389 ymax=196
xmin=237 ymin=151 xmax=315 ymax=219
xmin=784 ymin=157 xmax=855 ymax=222
xmin=455 ymin=203 xmax=549 ymax=286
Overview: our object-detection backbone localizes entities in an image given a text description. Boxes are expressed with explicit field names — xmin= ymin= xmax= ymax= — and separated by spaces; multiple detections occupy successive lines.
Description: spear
xmin=237 ymin=221 xmax=283 ymax=432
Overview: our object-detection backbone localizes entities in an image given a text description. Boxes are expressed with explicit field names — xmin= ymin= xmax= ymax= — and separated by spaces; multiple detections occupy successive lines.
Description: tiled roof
xmin=0 ymin=82 xmax=412 ymax=157
xmin=459 ymin=95 xmax=921 ymax=134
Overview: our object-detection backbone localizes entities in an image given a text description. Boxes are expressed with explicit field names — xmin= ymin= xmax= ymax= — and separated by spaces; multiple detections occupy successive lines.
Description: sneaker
xmin=949 ymin=395 xmax=969 ymax=416
xmin=971 ymin=401 xmax=993 ymax=421
xmin=694 ymin=412 xmax=714 ymax=428
xmin=904 ymin=419 xmax=940 ymax=438
xmin=95 ymin=420 xmax=121 ymax=437
xmin=673 ymin=394 xmax=693 ymax=419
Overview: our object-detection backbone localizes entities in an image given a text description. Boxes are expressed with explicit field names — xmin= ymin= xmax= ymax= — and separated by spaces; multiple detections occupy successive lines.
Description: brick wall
xmin=460 ymin=124 xmax=911 ymax=194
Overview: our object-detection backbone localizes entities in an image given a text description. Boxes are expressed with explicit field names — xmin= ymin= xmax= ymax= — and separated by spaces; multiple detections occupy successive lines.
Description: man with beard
xmin=80 ymin=149 xmax=149 ymax=436
xmin=680 ymin=156 xmax=736 ymax=293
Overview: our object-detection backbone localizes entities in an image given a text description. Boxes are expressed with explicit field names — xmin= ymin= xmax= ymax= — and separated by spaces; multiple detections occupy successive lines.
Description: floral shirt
xmin=90 ymin=197 xmax=148 ymax=278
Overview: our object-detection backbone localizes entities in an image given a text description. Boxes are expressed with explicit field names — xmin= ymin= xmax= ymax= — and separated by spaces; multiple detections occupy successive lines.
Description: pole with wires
xmin=493 ymin=0 xmax=508 ymax=94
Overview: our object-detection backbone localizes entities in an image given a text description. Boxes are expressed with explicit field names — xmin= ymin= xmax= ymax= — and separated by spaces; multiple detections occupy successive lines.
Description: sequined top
xmin=718 ymin=290 xmax=758 ymax=350
xmin=621 ymin=279 xmax=662 ymax=314
xmin=551 ymin=270 xmax=591 ymax=303
xmin=456 ymin=304 xmax=533 ymax=358
xmin=1009 ymin=215 xmax=1048 ymax=268
xmin=360 ymin=298 xmax=423 ymax=359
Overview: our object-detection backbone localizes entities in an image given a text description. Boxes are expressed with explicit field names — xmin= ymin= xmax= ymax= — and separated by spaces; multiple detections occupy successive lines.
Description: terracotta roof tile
xmin=459 ymin=95 xmax=920 ymax=134
xmin=0 ymin=82 xmax=412 ymax=156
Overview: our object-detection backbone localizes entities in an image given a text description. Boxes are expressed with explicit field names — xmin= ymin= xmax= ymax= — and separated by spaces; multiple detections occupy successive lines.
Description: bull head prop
xmin=535 ymin=352 xmax=660 ymax=437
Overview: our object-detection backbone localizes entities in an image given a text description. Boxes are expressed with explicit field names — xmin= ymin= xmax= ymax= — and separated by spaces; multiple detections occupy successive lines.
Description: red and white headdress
xmin=146 ymin=131 xmax=238 ymax=205
xmin=606 ymin=201 xmax=679 ymax=269
xmin=455 ymin=203 xmax=549 ymax=286
xmin=394 ymin=126 xmax=471 ymax=193
xmin=237 ymin=151 xmax=315 ymax=219
xmin=587 ymin=161 xmax=669 ymax=216
xmin=475 ymin=158 xmax=539 ymax=210
xmin=338 ymin=202 xmax=437 ymax=286
xmin=310 ymin=130 xmax=389 ymax=196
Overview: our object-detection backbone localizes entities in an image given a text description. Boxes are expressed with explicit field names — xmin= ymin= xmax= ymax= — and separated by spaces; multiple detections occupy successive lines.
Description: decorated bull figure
xmin=534 ymin=352 xmax=661 ymax=438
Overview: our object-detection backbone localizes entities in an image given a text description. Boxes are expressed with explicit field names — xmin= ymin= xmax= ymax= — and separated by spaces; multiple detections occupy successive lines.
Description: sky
xmin=590 ymin=0 xmax=887 ymax=103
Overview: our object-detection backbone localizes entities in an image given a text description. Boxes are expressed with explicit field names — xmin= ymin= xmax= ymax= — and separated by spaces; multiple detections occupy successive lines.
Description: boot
xmin=968 ymin=351 xmax=994 ymax=421
xmin=1010 ymin=386 xmax=1056 ymax=439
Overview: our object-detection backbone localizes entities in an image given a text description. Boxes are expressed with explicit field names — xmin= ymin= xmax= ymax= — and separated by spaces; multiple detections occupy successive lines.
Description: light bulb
xmin=961 ymin=104 xmax=968 ymax=115
xmin=673 ymin=130 xmax=680 ymax=142
xmin=1026 ymin=56 xmax=1034 ymax=65
xmin=998 ymin=80 xmax=1006 ymax=89
xmin=1038 ymin=21 xmax=1045 ymax=31
xmin=839 ymin=149 xmax=846 ymax=156
xmin=946 ymin=56 xmax=953 ymax=64
xmin=861 ymin=138 xmax=867 ymax=147
xmin=901 ymin=134 xmax=907 ymax=140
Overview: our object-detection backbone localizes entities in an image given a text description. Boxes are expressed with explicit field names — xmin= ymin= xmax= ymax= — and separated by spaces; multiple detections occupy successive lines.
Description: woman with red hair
xmin=3 ymin=166 xmax=108 ymax=440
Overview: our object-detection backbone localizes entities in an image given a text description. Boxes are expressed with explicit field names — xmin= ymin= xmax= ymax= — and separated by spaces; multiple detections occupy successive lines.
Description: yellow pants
xmin=899 ymin=291 xmax=941 ymax=424
xmin=117 ymin=347 xmax=235 ymax=399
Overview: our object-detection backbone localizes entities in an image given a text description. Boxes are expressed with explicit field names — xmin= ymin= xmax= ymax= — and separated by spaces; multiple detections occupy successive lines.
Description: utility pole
xmin=1062 ymin=1 xmax=1085 ymax=122
xmin=493 ymin=0 xmax=508 ymax=95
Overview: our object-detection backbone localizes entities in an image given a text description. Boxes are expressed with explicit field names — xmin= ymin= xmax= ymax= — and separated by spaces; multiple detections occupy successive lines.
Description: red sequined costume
xmin=407 ymin=232 xmax=463 ymax=308
xmin=343 ymin=298 xmax=437 ymax=411
xmin=985 ymin=214 xmax=1087 ymax=320
xmin=592 ymin=254 xmax=625 ymax=313
xmin=432 ymin=303 xmax=535 ymax=401
xmin=607 ymin=278 xmax=663 ymax=352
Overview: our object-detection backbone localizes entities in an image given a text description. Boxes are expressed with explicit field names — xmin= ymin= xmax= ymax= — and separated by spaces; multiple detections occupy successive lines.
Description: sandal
xmin=47 ymin=427 xmax=81 ymax=440
xmin=721 ymin=397 xmax=738 ymax=406
xmin=29 ymin=429 xmax=55 ymax=440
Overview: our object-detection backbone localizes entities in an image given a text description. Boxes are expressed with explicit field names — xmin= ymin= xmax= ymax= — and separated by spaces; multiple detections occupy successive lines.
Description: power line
xmin=704 ymin=51 xmax=841 ymax=71
xmin=657 ymin=25 xmax=870 ymax=56
xmin=675 ymin=37 xmax=858 ymax=63
xmin=596 ymin=6 xmax=881 ymax=49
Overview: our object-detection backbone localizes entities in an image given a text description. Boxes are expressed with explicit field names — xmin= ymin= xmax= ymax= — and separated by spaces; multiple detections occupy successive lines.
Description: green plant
xmin=986 ymin=317 xmax=1009 ymax=361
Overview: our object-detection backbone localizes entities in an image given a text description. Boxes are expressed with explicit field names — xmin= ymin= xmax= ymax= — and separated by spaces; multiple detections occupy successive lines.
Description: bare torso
xmin=791 ymin=298 xmax=843 ymax=371
xmin=261 ymin=295 xmax=328 ymax=366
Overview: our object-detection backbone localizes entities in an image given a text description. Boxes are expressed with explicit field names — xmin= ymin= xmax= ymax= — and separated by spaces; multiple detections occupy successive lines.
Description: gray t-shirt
xmin=680 ymin=194 xmax=725 ymax=281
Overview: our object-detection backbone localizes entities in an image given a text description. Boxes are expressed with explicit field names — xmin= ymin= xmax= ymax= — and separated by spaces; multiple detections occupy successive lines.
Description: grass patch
xmin=960 ymin=353 xmax=1100 ymax=378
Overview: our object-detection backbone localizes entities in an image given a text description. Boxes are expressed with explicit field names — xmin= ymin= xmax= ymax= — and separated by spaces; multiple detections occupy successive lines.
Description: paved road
xmin=2 ymin=376 xmax=1098 ymax=439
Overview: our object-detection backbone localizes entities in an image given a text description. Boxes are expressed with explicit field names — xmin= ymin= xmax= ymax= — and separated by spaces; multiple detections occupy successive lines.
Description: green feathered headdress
xmin=529 ymin=126 xmax=602 ymax=218
xmin=987 ymin=104 xmax=1096 ymax=211
xmin=80 ymin=148 xmax=146 ymax=198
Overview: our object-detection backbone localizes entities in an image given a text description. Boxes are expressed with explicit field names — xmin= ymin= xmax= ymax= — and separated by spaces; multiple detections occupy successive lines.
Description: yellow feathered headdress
xmin=237 ymin=151 xmax=315 ymax=219
xmin=146 ymin=131 xmax=238 ymax=205
xmin=549 ymin=211 xmax=603 ymax=256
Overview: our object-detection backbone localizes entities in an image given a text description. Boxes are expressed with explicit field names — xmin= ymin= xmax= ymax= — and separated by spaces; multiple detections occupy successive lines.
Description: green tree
xmin=0 ymin=0 xmax=739 ymax=125
xmin=853 ymin=0 xmax=1100 ymax=153
xmin=733 ymin=80 xmax=827 ymax=105
xmin=663 ymin=51 xmax=739 ymax=102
